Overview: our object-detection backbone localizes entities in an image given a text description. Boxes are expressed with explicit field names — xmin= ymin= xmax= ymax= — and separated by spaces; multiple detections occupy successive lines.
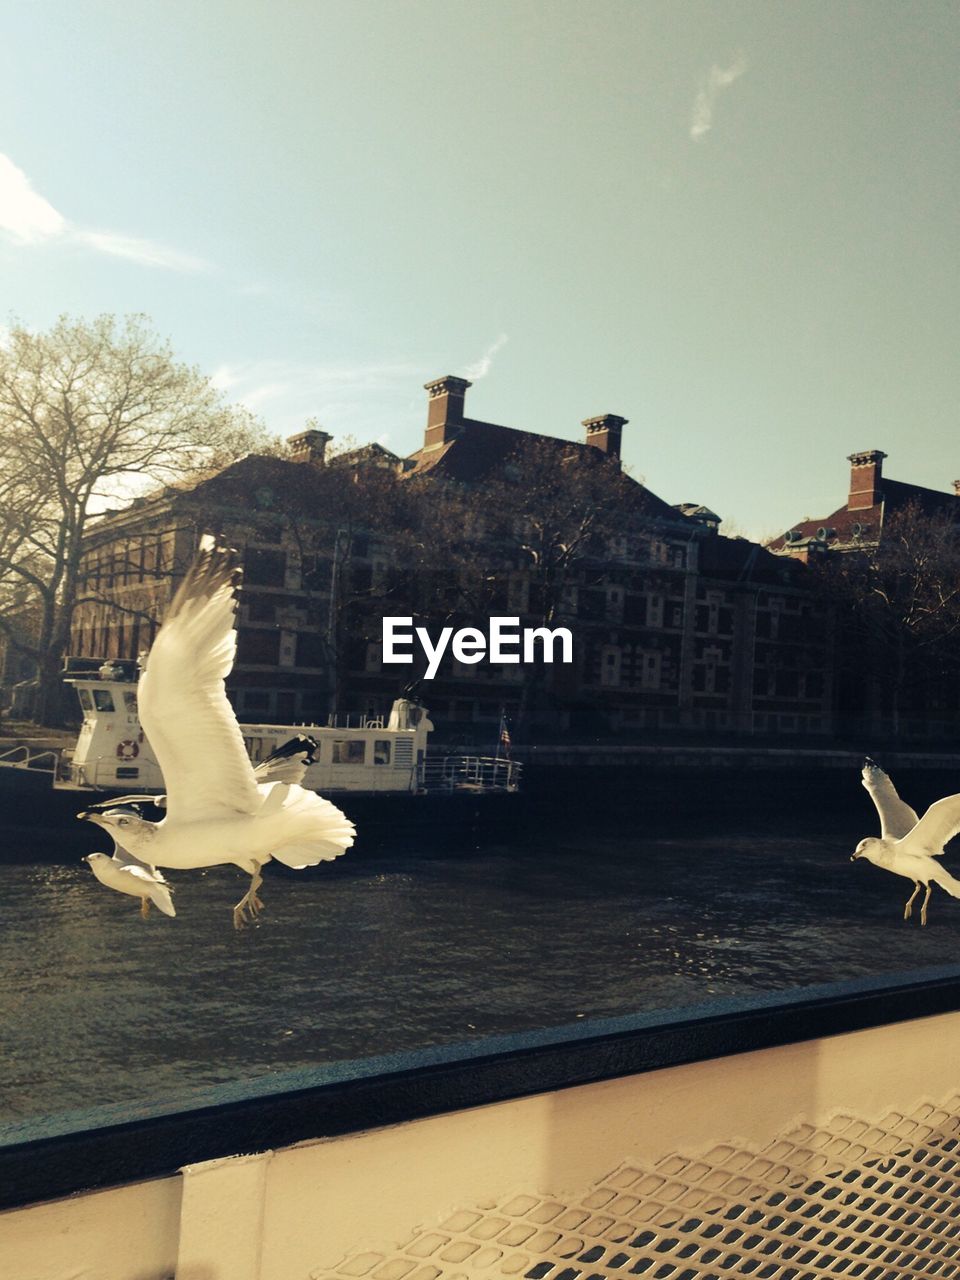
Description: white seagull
xmin=83 ymin=843 xmax=176 ymax=920
xmin=79 ymin=542 xmax=356 ymax=927
xmin=852 ymin=757 xmax=960 ymax=926
xmin=80 ymin=737 xmax=322 ymax=917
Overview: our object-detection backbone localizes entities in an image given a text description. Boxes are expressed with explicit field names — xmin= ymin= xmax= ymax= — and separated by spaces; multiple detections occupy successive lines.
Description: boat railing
xmin=6 ymin=969 xmax=960 ymax=1274
xmin=74 ymin=756 xmax=154 ymax=791
xmin=0 ymin=744 xmax=60 ymax=777
xmin=324 ymin=712 xmax=386 ymax=729
xmin=421 ymin=754 xmax=522 ymax=794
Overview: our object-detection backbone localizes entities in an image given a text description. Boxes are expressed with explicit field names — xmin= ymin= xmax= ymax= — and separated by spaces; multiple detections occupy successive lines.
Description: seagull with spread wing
xmin=79 ymin=542 xmax=356 ymax=927
xmin=852 ymin=757 xmax=960 ymax=926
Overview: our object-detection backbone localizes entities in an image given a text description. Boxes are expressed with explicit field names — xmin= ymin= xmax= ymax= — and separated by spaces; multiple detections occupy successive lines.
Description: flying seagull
xmin=852 ymin=758 xmax=960 ymax=925
xmin=79 ymin=542 xmax=356 ymax=927
xmin=83 ymin=839 xmax=176 ymax=920
xmin=80 ymin=737 xmax=322 ymax=916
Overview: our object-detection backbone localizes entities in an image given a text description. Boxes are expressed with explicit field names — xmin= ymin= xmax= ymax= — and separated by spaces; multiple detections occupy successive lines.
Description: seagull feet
xmin=904 ymin=904 xmax=913 ymax=921
xmin=140 ymin=898 xmax=151 ymax=920
xmin=232 ymin=892 xmax=265 ymax=930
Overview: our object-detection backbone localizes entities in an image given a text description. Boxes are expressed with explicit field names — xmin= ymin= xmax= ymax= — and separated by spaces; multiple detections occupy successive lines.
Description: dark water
xmin=2 ymin=802 xmax=960 ymax=1129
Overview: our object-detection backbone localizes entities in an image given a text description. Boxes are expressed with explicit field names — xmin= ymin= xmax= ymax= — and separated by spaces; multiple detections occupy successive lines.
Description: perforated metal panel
xmin=318 ymin=1094 xmax=960 ymax=1280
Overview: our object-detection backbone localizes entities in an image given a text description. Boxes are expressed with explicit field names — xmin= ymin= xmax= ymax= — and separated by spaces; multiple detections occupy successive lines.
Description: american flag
xmin=498 ymin=712 xmax=512 ymax=758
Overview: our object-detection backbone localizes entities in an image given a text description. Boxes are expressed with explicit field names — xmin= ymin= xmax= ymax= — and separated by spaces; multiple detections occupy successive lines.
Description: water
xmin=2 ymin=814 xmax=960 ymax=1129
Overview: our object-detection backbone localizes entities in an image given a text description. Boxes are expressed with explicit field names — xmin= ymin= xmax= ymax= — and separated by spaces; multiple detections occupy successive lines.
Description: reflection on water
xmin=1 ymin=826 xmax=959 ymax=1125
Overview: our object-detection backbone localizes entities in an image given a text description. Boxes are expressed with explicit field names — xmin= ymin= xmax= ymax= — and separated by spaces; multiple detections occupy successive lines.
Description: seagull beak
xmin=77 ymin=811 xmax=100 ymax=825
xmin=850 ymin=853 xmax=860 ymax=862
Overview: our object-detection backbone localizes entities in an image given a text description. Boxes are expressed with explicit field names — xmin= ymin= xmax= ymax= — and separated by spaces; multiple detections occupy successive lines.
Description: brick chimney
xmin=582 ymin=413 xmax=627 ymax=465
xmin=424 ymin=376 xmax=472 ymax=449
xmin=287 ymin=428 xmax=331 ymax=465
xmin=846 ymin=449 xmax=887 ymax=511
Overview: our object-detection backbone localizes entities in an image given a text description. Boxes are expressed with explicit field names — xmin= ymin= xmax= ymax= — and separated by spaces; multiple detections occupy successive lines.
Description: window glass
xmin=374 ymin=740 xmax=391 ymax=765
xmin=77 ymin=688 xmax=93 ymax=711
xmin=123 ymin=691 xmax=138 ymax=713
xmin=92 ymin=689 xmax=115 ymax=712
xmin=243 ymin=547 xmax=286 ymax=586
xmin=332 ymin=740 xmax=365 ymax=764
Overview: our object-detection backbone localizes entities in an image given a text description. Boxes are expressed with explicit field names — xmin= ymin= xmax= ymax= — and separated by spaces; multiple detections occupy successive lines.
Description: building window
xmin=295 ymin=632 xmax=327 ymax=668
xmin=237 ymin=630 xmax=282 ymax=665
xmin=332 ymin=740 xmax=365 ymax=764
xmin=365 ymin=643 xmax=383 ymax=672
xmin=246 ymin=594 xmax=276 ymax=623
xmin=241 ymin=691 xmax=272 ymax=713
xmin=641 ymin=652 xmax=662 ymax=690
xmin=243 ymin=547 xmax=286 ymax=587
xmin=601 ymin=646 xmax=622 ymax=688
xmin=373 ymin=740 xmax=391 ymax=765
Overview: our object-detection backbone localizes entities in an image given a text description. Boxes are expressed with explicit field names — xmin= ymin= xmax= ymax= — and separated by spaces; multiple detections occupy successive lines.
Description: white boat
xmin=60 ymin=661 xmax=521 ymax=798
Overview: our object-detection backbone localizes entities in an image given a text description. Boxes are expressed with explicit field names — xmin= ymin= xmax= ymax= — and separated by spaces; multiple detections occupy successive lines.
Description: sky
xmin=1 ymin=0 xmax=958 ymax=539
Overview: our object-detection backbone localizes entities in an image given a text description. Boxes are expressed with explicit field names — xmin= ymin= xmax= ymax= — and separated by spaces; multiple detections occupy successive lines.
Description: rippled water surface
xmin=3 ymin=804 xmax=960 ymax=1129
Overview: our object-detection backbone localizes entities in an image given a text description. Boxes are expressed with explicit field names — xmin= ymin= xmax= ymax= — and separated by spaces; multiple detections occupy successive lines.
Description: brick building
xmin=69 ymin=376 xmax=833 ymax=740
xmin=771 ymin=448 xmax=960 ymax=560
xmin=770 ymin=448 xmax=960 ymax=743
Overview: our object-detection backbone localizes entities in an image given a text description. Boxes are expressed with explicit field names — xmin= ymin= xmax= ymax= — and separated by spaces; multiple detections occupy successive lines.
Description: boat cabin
xmin=64 ymin=663 xmax=433 ymax=795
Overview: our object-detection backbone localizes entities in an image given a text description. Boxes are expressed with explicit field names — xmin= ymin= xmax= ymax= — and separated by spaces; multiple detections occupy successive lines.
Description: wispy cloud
xmin=690 ymin=54 xmax=748 ymax=141
xmin=73 ymin=229 xmax=210 ymax=273
xmin=0 ymin=154 xmax=66 ymax=242
xmin=463 ymin=332 xmax=508 ymax=382
xmin=0 ymin=152 xmax=210 ymax=271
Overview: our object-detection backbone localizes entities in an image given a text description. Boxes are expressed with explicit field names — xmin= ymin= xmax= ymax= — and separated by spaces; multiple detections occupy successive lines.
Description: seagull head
xmin=78 ymin=807 xmax=156 ymax=852
xmin=851 ymin=836 xmax=882 ymax=864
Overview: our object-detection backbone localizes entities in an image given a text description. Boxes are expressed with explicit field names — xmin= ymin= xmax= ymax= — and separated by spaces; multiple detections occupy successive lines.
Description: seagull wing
xmin=253 ymin=735 xmax=320 ymax=787
xmin=117 ymin=864 xmax=176 ymax=917
xmin=896 ymin=793 xmax=960 ymax=859
xmin=83 ymin=793 xmax=166 ymax=811
xmin=861 ymin=758 xmax=920 ymax=841
xmin=111 ymin=843 xmax=163 ymax=875
xmin=138 ymin=543 xmax=261 ymax=824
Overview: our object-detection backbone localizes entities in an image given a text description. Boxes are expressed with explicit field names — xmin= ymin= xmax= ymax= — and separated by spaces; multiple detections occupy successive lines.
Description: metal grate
xmin=318 ymin=1094 xmax=960 ymax=1280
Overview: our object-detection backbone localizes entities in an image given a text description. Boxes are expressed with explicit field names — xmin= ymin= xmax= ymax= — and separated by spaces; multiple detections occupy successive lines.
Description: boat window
xmin=332 ymin=740 xmax=365 ymax=765
xmin=76 ymin=688 xmax=93 ymax=711
xmin=374 ymin=740 xmax=391 ymax=765
xmin=123 ymin=691 xmax=138 ymax=713
xmin=92 ymin=689 xmax=115 ymax=712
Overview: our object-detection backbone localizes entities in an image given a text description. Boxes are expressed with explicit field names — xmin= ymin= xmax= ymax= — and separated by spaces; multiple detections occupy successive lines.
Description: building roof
xmin=404 ymin=417 xmax=690 ymax=526
xmin=698 ymin=532 xmax=807 ymax=587
xmin=770 ymin=468 xmax=960 ymax=554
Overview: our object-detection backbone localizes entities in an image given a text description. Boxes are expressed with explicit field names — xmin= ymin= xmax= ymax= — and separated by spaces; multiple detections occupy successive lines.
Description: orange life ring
xmin=116 ymin=739 xmax=140 ymax=761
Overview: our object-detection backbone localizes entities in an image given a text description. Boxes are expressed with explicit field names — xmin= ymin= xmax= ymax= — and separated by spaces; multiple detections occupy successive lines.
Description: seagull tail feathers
xmin=259 ymin=782 xmax=356 ymax=867
xmin=932 ymin=868 xmax=960 ymax=900
xmin=151 ymin=883 xmax=177 ymax=917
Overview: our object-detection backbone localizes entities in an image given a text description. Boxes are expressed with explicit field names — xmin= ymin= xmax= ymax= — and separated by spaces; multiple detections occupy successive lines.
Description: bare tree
xmin=471 ymin=437 xmax=644 ymax=728
xmin=0 ymin=314 xmax=271 ymax=722
xmin=811 ymin=501 xmax=960 ymax=738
